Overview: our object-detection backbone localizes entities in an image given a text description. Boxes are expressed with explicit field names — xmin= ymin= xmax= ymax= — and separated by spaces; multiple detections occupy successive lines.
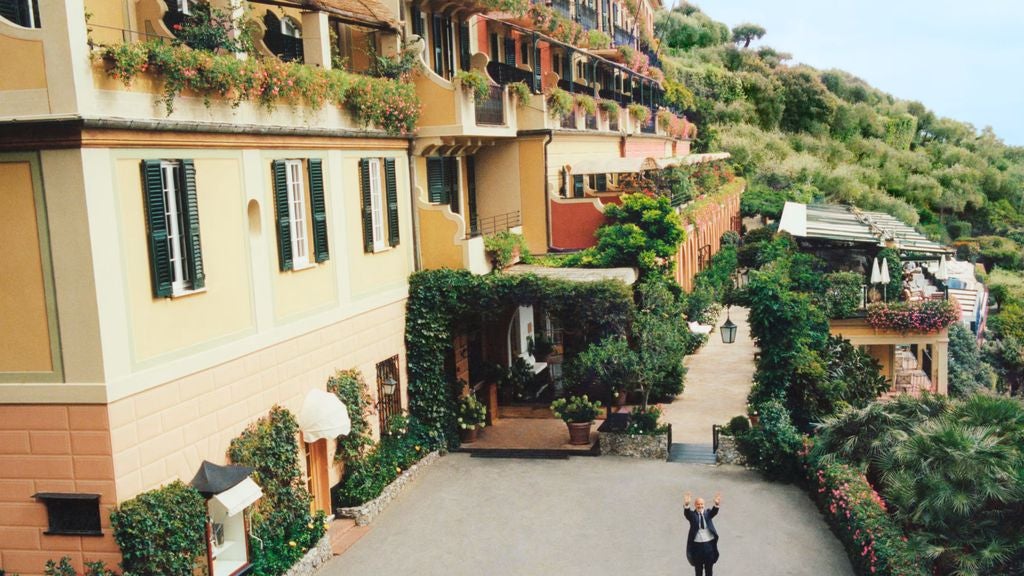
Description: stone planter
xmin=599 ymin=431 xmax=669 ymax=459
xmin=715 ymin=435 xmax=746 ymax=466
xmin=337 ymin=451 xmax=440 ymax=526
xmin=282 ymin=534 xmax=332 ymax=576
xmin=567 ymin=421 xmax=593 ymax=445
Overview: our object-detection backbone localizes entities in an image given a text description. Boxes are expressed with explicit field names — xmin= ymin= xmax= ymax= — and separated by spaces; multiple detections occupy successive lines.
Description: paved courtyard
xmin=322 ymin=453 xmax=854 ymax=576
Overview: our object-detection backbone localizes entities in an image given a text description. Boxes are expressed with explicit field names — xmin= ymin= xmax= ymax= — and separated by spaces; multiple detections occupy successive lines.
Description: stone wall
xmin=283 ymin=534 xmax=332 ymax=576
xmin=336 ymin=451 xmax=440 ymax=526
xmin=716 ymin=435 xmax=745 ymax=466
xmin=599 ymin=432 xmax=669 ymax=459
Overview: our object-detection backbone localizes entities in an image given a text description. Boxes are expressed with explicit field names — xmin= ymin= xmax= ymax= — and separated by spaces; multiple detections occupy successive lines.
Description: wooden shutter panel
xmin=432 ymin=15 xmax=444 ymax=76
xmin=359 ymin=159 xmax=374 ymax=252
xmin=308 ymin=159 xmax=329 ymax=262
xmin=384 ymin=158 xmax=400 ymax=247
xmin=411 ymin=6 xmax=423 ymax=36
xmin=596 ymin=173 xmax=607 ymax=192
xmin=446 ymin=157 xmax=460 ymax=214
xmin=272 ymin=160 xmax=293 ymax=271
xmin=466 ymin=156 xmax=478 ymax=236
xmin=427 ymin=157 xmax=445 ymax=204
xmin=504 ymin=37 xmax=516 ymax=66
xmin=180 ymin=160 xmax=205 ymax=289
xmin=444 ymin=17 xmax=455 ymax=77
xmin=459 ymin=22 xmax=470 ymax=72
xmin=141 ymin=160 xmax=173 ymax=298
xmin=573 ymin=174 xmax=584 ymax=198
xmin=490 ymin=33 xmax=499 ymax=61
xmin=532 ymin=35 xmax=541 ymax=92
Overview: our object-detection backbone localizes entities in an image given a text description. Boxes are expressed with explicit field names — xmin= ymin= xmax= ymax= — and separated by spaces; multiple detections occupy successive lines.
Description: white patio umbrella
xmin=880 ymin=258 xmax=891 ymax=284
xmin=297 ymin=389 xmax=351 ymax=443
xmin=936 ymin=255 xmax=949 ymax=280
xmin=870 ymin=258 xmax=882 ymax=284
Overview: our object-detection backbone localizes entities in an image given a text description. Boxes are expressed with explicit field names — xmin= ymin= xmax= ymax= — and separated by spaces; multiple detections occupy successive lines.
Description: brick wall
xmin=0 ymin=405 xmax=120 ymax=575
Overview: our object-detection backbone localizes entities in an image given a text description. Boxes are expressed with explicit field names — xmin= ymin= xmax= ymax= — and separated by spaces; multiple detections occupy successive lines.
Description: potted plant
xmin=457 ymin=394 xmax=487 ymax=444
xmin=747 ymin=404 xmax=759 ymax=427
xmin=550 ymin=395 xmax=602 ymax=445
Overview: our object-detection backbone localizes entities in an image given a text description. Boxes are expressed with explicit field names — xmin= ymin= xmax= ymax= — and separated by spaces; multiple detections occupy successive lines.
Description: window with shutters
xmin=426 ymin=157 xmax=460 ymax=213
xmin=359 ymin=157 xmax=400 ymax=253
xmin=376 ymin=355 xmax=402 ymax=433
xmin=272 ymin=159 xmax=328 ymax=270
xmin=0 ymin=0 xmax=40 ymax=27
xmin=141 ymin=159 xmax=205 ymax=298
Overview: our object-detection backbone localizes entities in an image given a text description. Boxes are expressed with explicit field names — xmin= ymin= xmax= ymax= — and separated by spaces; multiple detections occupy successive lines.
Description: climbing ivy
xmin=406 ymin=269 xmax=634 ymax=447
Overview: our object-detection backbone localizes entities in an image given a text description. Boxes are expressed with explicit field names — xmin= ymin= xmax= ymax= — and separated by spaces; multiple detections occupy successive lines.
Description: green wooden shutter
xmin=459 ymin=22 xmax=471 ymax=72
xmin=359 ymin=159 xmax=374 ymax=252
xmin=444 ymin=17 xmax=455 ymax=78
xmin=308 ymin=159 xmax=329 ymax=262
xmin=427 ymin=157 xmax=446 ymax=204
xmin=573 ymin=174 xmax=584 ymax=198
xmin=466 ymin=156 xmax=479 ymax=236
xmin=503 ymin=37 xmax=516 ymax=66
xmin=411 ymin=6 xmax=423 ymax=36
xmin=490 ymin=33 xmax=499 ymax=61
xmin=432 ymin=15 xmax=444 ymax=76
xmin=141 ymin=160 xmax=173 ymax=298
xmin=384 ymin=158 xmax=400 ymax=247
xmin=532 ymin=35 xmax=541 ymax=92
xmin=180 ymin=160 xmax=204 ymax=289
xmin=272 ymin=160 xmax=292 ymax=271
xmin=446 ymin=157 xmax=460 ymax=214
xmin=596 ymin=173 xmax=607 ymax=191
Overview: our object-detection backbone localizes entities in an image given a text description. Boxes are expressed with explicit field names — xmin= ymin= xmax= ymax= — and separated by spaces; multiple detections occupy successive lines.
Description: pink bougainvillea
xmin=866 ymin=299 xmax=961 ymax=333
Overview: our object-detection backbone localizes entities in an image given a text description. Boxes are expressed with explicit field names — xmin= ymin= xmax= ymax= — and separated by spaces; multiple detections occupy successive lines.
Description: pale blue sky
xmin=691 ymin=0 xmax=1024 ymax=146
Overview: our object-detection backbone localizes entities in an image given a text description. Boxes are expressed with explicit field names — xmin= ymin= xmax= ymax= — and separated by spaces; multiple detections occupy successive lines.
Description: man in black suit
xmin=684 ymin=491 xmax=721 ymax=576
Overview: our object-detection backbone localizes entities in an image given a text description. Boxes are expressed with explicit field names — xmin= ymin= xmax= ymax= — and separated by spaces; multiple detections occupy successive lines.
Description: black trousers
xmin=691 ymin=541 xmax=716 ymax=576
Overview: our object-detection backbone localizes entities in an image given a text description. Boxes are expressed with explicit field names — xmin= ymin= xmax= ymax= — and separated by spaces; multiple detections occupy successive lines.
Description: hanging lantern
xmin=720 ymin=308 xmax=737 ymax=344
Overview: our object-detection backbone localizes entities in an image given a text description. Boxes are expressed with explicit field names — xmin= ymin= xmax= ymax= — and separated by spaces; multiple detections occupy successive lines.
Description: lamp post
xmin=382 ymin=377 xmax=397 ymax=398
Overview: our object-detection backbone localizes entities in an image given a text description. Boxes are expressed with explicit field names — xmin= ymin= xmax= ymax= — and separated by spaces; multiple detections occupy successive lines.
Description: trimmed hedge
xmin=110 ymin=480 xmax=207 ymax=576
xmin=334 ymin=415 xmax=433 ymax=507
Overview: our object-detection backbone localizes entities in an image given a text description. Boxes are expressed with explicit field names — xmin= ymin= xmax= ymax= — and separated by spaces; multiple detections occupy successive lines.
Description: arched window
xmin=280 ymin=16 xmax=301 ymax=39
xmin=0 ymin=0 xmax=40 ymax=28
xmin=263 ymin=11 xmax=304 ymax=62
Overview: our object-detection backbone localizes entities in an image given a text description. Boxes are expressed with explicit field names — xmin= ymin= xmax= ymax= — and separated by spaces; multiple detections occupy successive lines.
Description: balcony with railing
xmin=585 ymin=113 xmax=598 ymax=130
xmin=487 ymin=60 xmax=535 ymax=87
xmin=560 ymin=111 xmax=577 ymax=129
xmin=474 ymin=85 xmax=506 ymax=126
xmin=471 ymin=211 xmax=522 ymax=238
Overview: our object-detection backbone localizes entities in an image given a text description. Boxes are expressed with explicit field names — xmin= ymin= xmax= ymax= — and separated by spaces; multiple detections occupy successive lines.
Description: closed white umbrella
xmin=870 ymin=258 xmax=882 ymax=284
xmin=297 ymin=389 xmax=351 ymax=443
xmin=936 ymin=255 xmax=949 ymax=280
xmin=880 ymin=258 xmax=891 ymax=285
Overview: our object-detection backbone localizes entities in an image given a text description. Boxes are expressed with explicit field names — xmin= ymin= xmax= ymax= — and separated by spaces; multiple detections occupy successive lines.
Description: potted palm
xmin=550 ymin=395 xmax=602 ymax=445
xmin=457 ymin=395 xmax=487 ymax=444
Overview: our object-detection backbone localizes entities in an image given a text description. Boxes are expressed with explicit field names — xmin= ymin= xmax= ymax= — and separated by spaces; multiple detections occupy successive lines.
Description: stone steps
xmin=329 ymin=518 xmax=371 ymax=556
xmin=669 ymin=442 xmax=717 ymax=464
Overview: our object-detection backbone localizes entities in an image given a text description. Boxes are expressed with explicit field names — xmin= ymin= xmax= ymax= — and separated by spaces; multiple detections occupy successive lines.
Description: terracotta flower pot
xmin=567 ymin=421 xmax=592 ymax=445
xmin=460 ymin=427 xmax=479 ymax=444
xmin=748 ymin=413 xmax=759 ymax=427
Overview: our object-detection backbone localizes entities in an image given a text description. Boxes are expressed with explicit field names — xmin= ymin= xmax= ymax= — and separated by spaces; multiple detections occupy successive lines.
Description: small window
xmin=272 ymin=159 xmax=328 ymax=270
xmin=285 ymin=160 xmax=308 ymax=268
xmin=0 ymin=0 xmax=40 ymax=28
xmin=368 ymin=159 xmax=385 ymax=251
xmin=281 ymin=16 xmax=301 ymax=38
xmin=520 ymin=40 xmax=529 ymax=66
xmin=376 ymin=355 xmax=402 ymax=433
xmin=34 ymin=493 xmax=102 ymax=536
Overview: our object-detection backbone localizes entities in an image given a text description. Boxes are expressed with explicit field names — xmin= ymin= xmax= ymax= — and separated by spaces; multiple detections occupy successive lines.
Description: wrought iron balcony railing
xmin=487 ymin=61 xmax=534 ymax=88
xmin=474 ymin=85 xmax=505 ymax=126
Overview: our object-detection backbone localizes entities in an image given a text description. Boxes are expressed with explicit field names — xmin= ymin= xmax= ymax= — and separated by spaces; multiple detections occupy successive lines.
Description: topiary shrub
xmin=110 ymin=480 xmax=207 ymax=576
xmin=227 ymin=406 xmax=326 ymax=576
xmin=726 ymin=415 xmax=750 ymax=435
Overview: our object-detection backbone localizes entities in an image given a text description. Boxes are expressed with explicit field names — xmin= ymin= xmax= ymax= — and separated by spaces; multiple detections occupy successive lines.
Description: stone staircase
xmin=669 ymin=442 xmax=717 ymax=464
xmin=329 ymin=518 xmax=371 ymax=556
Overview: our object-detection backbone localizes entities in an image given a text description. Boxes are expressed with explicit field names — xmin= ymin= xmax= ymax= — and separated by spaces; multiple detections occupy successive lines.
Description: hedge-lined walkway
xmin=320 ymin=453 xmax=853 ymax=575
xmin=663 ymin=306 xmax=756 ymax=445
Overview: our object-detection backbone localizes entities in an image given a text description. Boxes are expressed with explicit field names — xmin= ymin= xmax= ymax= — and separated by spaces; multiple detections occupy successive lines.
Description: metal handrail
xmin=470 ymin=211 xmax=521 ymax=238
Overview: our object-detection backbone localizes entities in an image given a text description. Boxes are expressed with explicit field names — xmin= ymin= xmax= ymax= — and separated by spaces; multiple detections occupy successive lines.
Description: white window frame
xmin=178 ymin=0 xmax=193 ymax=15
xmin=281 ymin=16 xmax=302 ymax=38
xmin=367 ymin=158 xmax=386 ymax=252
xmin=284 ymin=159 xmax=310 ymax=269
xmin=160 ymin=161 xmax=191 ymax=295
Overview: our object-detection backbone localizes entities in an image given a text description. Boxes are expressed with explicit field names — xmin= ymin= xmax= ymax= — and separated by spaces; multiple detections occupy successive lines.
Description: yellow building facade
xmin=0 ymin=0 xmax=416 ymax=573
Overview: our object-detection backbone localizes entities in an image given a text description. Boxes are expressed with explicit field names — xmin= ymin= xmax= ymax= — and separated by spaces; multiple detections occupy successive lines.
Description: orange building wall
xmin=0 ymin=406 xmax=119 ymax=576
xmin=674 ymin=181 xmax=744 ymax=292
xmin=550 ymin=200 xmax=608 ymax=251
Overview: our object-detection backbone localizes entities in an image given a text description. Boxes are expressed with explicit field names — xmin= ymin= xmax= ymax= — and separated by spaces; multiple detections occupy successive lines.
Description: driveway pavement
xmin=321 ymin=453 xmax=853 ymax=576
